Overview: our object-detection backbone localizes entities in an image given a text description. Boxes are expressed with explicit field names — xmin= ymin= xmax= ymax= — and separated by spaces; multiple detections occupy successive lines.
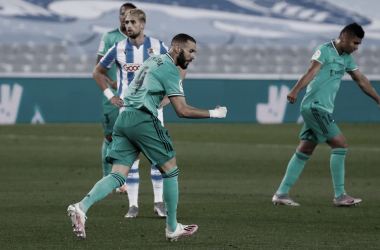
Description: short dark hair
xmin=340 ymin=22 xmax=365 ymax=39
xmin=120 ymin=3 xmax=137 ymax=13
xmin=171 ymin=33 xmax=196 ymax=47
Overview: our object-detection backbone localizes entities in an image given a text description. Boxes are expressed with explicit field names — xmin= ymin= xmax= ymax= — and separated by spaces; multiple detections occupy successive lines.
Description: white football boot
xmin=272 ymin=192 xmax=300 ymax=206
xmin=67 ymin=203 xmax=87 ymax=239
xmin=334 ymin=192 xmax=361 ymax=207
xmin=166 ymin=223 xmax=198 ymax=242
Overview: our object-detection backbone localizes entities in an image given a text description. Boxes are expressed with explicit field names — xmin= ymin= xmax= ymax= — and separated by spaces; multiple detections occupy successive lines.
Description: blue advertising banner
xmin=0 ymin=78 xmax=379 ymax=124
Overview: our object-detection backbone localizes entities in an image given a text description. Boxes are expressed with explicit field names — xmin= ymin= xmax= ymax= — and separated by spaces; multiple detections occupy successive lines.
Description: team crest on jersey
xmin=179 ymin=80 xmax=183 ymax=92
xmin=124 ymin=50 xmax=128 ymax=55
xmin=123 ymin=63 xmax=141 ymax=72
xmin=148 ymin=48 xmax=154 ymax=56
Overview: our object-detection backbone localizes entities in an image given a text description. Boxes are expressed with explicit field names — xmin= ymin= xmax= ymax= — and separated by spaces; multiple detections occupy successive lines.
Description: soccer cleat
xmin=154 ymin=202 xmax=167 ymax=218
xmin=272 ymin=192 xmax=300 ymax=206
xmin=166 ymin=223 xmax=198 ymax=242
xmin=67 ymin=203 xmax=87 ymax=239
xmin=115 ymin=183 xmax=127 ymax=194
xmin=124 ymin=205 xmax=138 ymax=218
xmin=334 ymin=192 xmax=362 ymax=207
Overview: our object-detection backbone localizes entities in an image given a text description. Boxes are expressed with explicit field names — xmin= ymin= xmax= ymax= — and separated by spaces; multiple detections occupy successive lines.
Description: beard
xmin=128 ymin=31 xmax=140 ymax=39
xmin=177 ymin=50 xmax=188 ymax=69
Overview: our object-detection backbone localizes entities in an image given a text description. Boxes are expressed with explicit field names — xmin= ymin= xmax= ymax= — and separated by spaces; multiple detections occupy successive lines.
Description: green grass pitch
xmin=1 ymin=123 xmax=380 ymax=249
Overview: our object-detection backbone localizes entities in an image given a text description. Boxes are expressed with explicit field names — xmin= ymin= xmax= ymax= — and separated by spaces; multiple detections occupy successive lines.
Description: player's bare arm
xmin=93 ymin=63 xmax=124 ymax=107
xmin=169 ymin=96 xmax=226 ymax=118
xmin=288 ymin=60 xmax=322 ymax=104
xmin=97 ymin=55 xmax=117 ymax=90
xmin=347 ymin=69 xmax=380 ymax=108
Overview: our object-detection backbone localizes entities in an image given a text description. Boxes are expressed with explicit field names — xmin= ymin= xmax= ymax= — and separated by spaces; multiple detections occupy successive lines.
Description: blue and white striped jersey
xmin=100 ymin=36 xmax=168 ymax=100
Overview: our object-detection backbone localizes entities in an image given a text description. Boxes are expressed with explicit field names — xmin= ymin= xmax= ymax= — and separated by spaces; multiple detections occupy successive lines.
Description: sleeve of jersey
xmin=346 ymin=55 xmax=358 ymax=72
xmin=164 ymin=69 xmax=185 ymax=97
xmin=99 ymin=44 xmax=117 ymax=69
xmin=310 ymin=45 xmax=327 ymax=65
xmin=98 ymin=33 xmax=109 ymax=56
xmin=160 ymin=41 xmax=168 ymax=54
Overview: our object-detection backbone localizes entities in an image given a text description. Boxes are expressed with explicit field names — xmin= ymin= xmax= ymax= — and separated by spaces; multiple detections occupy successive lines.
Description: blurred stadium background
xmin=2 ymin=2 xmax=380 ymax=249
xmin=1 ymin=0 xmax=380 ymax=124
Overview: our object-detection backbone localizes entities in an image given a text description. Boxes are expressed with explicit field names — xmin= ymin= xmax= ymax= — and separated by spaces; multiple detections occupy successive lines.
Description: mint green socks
xmin=162 ymin=166 xmax=179 ymax=232
xmin=81 ymin=172 xmax=126 ymax=213
xmin=277 ymin=150 xmax=310 ymax=194
xmin=102 ymin=139 xmax=111 ymax=177
xmin=330 ymin=148 xmax=347 ymax=197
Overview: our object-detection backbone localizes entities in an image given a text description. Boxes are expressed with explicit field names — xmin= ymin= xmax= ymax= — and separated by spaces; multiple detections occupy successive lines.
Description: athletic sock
xmin=81 ymin=172 xmax=126 ymax=213
xmin=330 ymin=148 xmax=347 ymax=197
xmin=277 ymin=150 xmax=310 ymax=194
xmin=151 ymin=165 xmax=163 ymax=203
xmin=102 ymin=139 xmax=111 ymax=177
xmin=126 ymin=159 xmax=140 ymax=207
xmin=162 ymin=166 xmax=179 ymax=232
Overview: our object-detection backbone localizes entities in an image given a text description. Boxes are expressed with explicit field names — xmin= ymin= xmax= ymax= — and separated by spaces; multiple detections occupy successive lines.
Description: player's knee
xmin=335 ymin=141 xmax=348 ymax=149
xmin=328 ymin=135 xmax=348 ymax=149
xmin=341 ymin=141 xmax=348 ymax=149
xmin=297 ymin=146 xmax=314 ymax=156
xmin=105 ymin=134 xmax=112 ymax=143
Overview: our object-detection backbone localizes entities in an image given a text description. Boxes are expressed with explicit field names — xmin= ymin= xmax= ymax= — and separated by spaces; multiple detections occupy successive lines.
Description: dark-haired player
xmin=68 ymin=33 xmax=227 ymax=241
xmin=97 ymin=6 xmax=177 ymax=219
xmin=272 ymin=22 xmax=380 ymax=207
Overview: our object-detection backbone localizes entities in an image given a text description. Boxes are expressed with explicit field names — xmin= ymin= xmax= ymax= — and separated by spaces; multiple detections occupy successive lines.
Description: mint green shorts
xmin=300 ymin=106 xmax=341 ymax=144
xmin=101 ymin=96 xmax=119 ymax=135
xmin=106 ymin=108 xmax=176 ymax=168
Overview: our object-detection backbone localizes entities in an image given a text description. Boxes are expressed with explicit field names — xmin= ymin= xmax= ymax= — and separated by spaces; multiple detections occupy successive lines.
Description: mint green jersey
xmin=300 ymin=40 xmax=358 ymax=113
xmin=98 ymin=28 xmax=128 ymax=96
xmin=124 ymin=53 xmax=184 ymax=117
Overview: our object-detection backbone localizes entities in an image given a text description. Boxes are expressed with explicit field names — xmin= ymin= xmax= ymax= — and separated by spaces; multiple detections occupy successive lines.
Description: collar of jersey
xmin=127 ymin=35 xmax=147 ymax=49
xmin=166 ymin=53 xmax=174 ymax=63
xmin=330 ymin=40 xmax=347 ymax=56
xmin=118 ymin=28 xmax=128 ymax=38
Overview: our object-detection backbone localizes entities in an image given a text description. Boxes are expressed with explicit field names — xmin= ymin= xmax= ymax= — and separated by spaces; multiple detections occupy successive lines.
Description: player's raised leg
xmin=68 ymin=167 xmax=128 ymax=239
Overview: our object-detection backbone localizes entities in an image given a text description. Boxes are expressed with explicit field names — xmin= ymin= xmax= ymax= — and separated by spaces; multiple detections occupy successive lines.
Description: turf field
xmin=1 ymin=123 xmax=380 ymax=249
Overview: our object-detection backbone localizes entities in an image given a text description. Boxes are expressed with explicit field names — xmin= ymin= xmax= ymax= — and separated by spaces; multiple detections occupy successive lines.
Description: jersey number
xmin=132 ymin=66 xmax=149 ymax=95
xmin=104 ymin=114 xmax=110 ymax=124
